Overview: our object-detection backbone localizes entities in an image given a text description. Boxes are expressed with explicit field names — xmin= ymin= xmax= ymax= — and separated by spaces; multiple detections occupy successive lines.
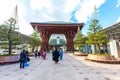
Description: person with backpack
xmin=19 ymin=50 xmax=26 ymax=68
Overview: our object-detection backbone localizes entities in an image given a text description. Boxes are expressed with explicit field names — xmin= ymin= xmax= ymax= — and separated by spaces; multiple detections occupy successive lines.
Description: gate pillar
xmin=65 ymin=31 xmax=76 ymax=51
xmin=40 ymin=31 xmax=51 ymax=51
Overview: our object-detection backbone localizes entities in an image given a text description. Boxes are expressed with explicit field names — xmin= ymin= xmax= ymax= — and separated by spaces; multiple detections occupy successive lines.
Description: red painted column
xmin=65 ymin=31 xmax=76 ymax=51
xmin=40 ymin=31 xmax=51 ymax=51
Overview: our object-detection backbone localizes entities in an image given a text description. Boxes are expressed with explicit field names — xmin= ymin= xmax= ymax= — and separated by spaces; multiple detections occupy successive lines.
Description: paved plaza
xmin=0 ymin=53 xmax=120 ymax=80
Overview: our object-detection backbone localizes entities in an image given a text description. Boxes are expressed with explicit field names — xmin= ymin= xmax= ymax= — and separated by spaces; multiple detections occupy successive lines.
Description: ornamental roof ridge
xmin=46 ymin=21 xmax=75 ymax=24
xmin=31 ymin=21 xmax=84 ymax=25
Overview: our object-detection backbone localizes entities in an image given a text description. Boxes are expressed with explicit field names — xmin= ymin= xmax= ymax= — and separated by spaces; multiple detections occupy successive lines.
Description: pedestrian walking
xmin=52 ymin=47 xmax=60 ymax=63
xmin=59 ymin=48 xmax=63 ymax=60
xmin=42 ymin=52 xmax=46 ymax=59
xmin=37 ymin=51 xmax=41 ymax=57
xmin=34 ymin=50 xmax=38 ymax=58
xmin=40 ymin=49 xmax=45 ymax=59
xmin=19 ymin=50 xmax=26 ymax=68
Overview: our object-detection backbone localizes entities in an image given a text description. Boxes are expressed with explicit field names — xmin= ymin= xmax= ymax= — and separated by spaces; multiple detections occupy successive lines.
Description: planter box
xmin=86 ymin=54 xmax=120 ymax=63
xmin=87 ymin=54 xmax=113 ymax=61
xmin=28 ymin=52 xmax=34 ymax=57
xmin=0 ymin=55 xmax=20 ymax=64
xmin=74 ymin=52 xmax=88 ymax=56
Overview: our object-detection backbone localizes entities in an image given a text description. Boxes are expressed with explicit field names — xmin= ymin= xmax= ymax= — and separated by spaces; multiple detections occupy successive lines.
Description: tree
xmin=88 ymin=19 xmax=102 ymax=34
xmin=30 ymin=31 xmax=41 ymax=52
xmin=0 ymin=24 xmax=8 ymax=41
xmin=86 ymin=6 xmax=108 ymax=53
xmin=0 ymin=18 xmax=23 ymax=55
xmin=74 ymin=31 xmax=86 ymax=51
xmin=86 ymin=18 xmax=102 ymax=53
xmin=86 ymin=31 xmax=108 ymax=53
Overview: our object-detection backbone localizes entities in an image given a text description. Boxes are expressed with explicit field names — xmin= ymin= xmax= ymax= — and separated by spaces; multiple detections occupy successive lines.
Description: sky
xmin=0 ymin=0 xmax=120 ymax=36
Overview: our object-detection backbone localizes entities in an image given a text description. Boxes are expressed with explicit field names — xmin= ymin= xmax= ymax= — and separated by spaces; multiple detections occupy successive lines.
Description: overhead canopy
xmin=104 ymin=22 xmax=120 ymax=40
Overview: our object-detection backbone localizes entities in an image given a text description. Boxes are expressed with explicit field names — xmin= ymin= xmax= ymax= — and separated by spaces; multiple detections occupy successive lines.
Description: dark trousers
xmin=20 ymin=61 xmax=25 ymax=68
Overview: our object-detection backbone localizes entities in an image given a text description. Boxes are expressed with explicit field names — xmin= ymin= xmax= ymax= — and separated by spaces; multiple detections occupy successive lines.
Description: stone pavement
xmin=0 ymin=53 xmax=120 ymax=80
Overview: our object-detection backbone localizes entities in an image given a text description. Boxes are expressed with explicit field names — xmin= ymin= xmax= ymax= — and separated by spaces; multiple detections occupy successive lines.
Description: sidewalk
xmin=0 ymin=53 xmax=120 ymax=80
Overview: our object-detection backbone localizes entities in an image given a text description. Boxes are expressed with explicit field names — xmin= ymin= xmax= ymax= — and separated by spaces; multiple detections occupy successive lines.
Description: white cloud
xmin=0 ymin=0 xmax=33 ymax=35
xmin=75 ymin=0 xmax=105 ymax=23
xmin=18 ymin=18 xmax=33 ymax=35
xmin=0 ymin=0 xmax=17 ymax=23
xmin=17 ymin=1 xmax=33 ymax=35
xmin=116 ymin=0 xmax=120 ymax=7
xmin=0 ymin=0 xmax=106 ymax=35
xmin=29 ymin=0 xmax=105 ymax=23
xmin=116 ymin=17 xmax=120 ymax=22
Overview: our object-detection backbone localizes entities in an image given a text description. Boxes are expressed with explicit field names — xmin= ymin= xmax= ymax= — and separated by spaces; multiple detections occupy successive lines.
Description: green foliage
xmin=30 ymin=31 xmax=41 ymax=51
xmin=88 ymin=19 xmax=102 ymax=34
xmin=12 ymin=35 xmax=23 ymax=45
xmin=0 ymin=24 xmax=8 ymax=41
xmin=86 ymin=31 xmax=108 ymax=45
xmin=74 ymin=31 xmax=86 ymax=49
xmin=87 ymin=14 xmax=108 ymax=53
xmin=0 ymin=18 xmax=23 ymax=55
xmin=0 ymin=45 xmax=8 ymax=49
xmin=87 ymin=17 xmax=103 ymax=45
xmin=0 ymin=18 xmax=22 ymax=43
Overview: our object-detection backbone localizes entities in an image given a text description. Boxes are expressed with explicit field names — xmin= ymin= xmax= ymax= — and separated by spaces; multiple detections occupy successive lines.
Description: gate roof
xmin=31 ymin=22 xmax=84 ymax=34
